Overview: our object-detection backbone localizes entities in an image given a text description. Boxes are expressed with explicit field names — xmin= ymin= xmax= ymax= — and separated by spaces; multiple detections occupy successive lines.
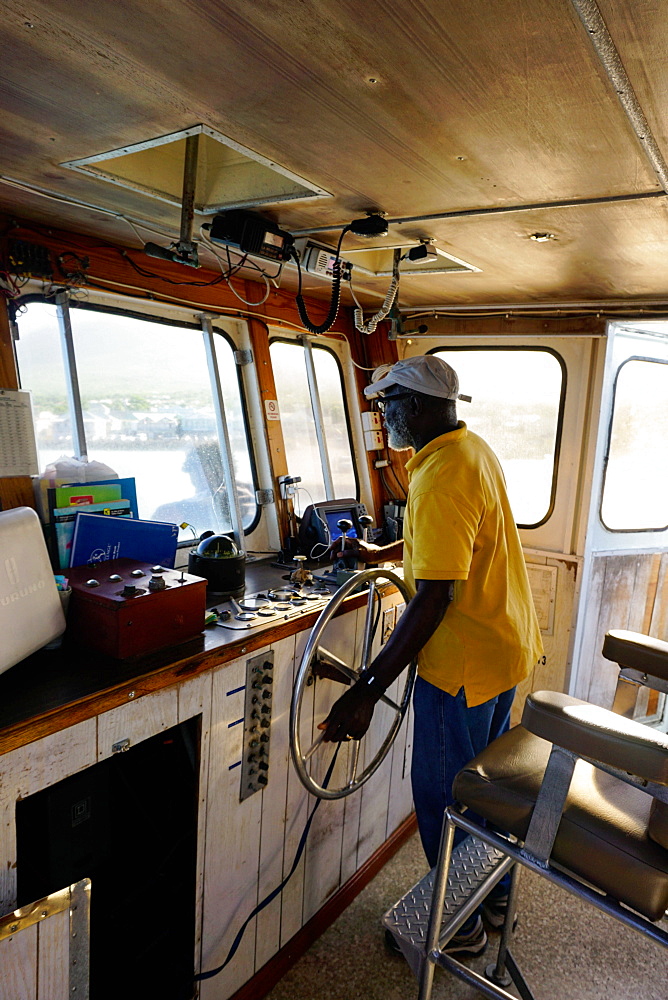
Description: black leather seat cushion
xmin=453 ymin=725 xmax=668 ymax=921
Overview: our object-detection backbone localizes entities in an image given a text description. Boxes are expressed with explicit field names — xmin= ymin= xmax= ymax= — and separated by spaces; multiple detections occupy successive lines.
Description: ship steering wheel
xmin=289 ymin=568 xmax=416 ymax=799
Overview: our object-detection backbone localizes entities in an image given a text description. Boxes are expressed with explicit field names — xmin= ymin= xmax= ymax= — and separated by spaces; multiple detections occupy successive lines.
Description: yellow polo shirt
xmin=402 ymin=423 xmax=543 ymax=706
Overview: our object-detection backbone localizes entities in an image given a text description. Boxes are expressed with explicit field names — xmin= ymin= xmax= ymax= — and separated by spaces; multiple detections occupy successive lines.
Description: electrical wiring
xmin=13 ymin=220 xmax=227 ymax=288
xmin=195 ymin=746 xmax=341 ymax=983
xmin=200 ymin=235 xmax=272 ymax=306
xmin=292 ymin=226 xmax=349 ymax=335
xmin=222 ymin=254 xmax=271 ymax=306
xmin=353 ymin=252 xmax=399 ymax=335
xmin=0 ymin=268 xmax=28 ymax=300
xmin=198 ymin=226 xmax=284 ymax=281
xmin=9 ymin=227 xmax=355 ymax=341
xmin=379 ymin=467 xmax=399 ymax=501
xmin=388 ymin=462 xmax=408 ymax=499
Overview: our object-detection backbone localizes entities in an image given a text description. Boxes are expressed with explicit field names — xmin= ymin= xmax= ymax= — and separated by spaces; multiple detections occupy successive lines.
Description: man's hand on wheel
xmin=318 ymin=683 xmax=377 ymax=742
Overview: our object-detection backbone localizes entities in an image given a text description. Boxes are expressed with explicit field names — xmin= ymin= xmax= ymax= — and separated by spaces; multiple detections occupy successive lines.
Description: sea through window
xmin=14 ymin=297 xmax=258 ymax=542
xmin=269 ymin=339 xmax=357 ymax=511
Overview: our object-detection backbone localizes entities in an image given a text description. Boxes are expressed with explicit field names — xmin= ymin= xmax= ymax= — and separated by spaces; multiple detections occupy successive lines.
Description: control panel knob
xmin=335 ymin=518 xmax=357 ymax=569
xmin=130 ymin=569 xmax=145 ymax=578
xmin=122 ymin=583 xmax=139 ymax=597
xmin=337 ymin=518 xmax=353 ymax=538
xmin=148 ymin=575 xmax=167 ymax=591
xmin=359 ymin=514 xmax=374 ymax=543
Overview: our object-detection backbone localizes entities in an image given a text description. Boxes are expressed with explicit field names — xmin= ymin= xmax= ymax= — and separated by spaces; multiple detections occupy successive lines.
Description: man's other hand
xmin=318 ymin=683 xmax=377 ymax=742
xmin=327 ymin=537 xmax=382 ymax=563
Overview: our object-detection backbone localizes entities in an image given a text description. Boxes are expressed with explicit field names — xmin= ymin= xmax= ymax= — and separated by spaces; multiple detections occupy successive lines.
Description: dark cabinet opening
xmin=16 ymin=716 xmax=200 ymax=1000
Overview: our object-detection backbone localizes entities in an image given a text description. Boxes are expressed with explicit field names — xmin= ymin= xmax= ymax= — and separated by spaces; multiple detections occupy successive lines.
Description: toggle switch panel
xmin=240 ymin=650 xmax=275 ymax=801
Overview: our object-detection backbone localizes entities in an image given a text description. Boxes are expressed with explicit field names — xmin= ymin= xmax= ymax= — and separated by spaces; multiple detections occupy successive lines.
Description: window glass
xmin=15 ymin=300 xmax=257 ymax=541
xmin=12 ymin=301 xmax=75 ymax=453
xmin=433 ymin=348 xmax=563 ymax=525
xmin=600 ymin=358 xmax=668 ymax=531
xmin=269 ymin=340 xmax=356 ymax=509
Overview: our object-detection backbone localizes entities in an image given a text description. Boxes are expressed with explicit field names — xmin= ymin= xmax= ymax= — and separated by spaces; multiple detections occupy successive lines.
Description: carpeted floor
xmin=265 ymin=831 xmax=667 ymax=1000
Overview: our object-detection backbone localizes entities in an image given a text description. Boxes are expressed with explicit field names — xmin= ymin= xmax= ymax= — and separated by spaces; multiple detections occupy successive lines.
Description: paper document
xmin=0 ymin=389 xmax=39 ymax=477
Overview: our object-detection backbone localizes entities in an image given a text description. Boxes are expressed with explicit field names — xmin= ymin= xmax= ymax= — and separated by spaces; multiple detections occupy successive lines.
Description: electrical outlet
xmin=278 ymin=475 xmax=301 ymax=499
xmin=364 ymin=429 xmax=384 ymax=451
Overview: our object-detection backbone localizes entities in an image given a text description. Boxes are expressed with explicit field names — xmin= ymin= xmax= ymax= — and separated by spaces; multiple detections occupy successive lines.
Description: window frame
xmin=269 ymin=335 xmax=360 ymax=503
xmin=429 ymin=345 xmax=568 ymax=529
xmin=13 ymin=292 xmax=262 ymax=541
xmin=599 ymin=354 xmax=668 ymax=534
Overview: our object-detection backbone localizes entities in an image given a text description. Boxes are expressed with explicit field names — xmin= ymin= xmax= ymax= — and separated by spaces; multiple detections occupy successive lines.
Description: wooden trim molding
xmin=228 ymin=812 xmax=418 ymax=1000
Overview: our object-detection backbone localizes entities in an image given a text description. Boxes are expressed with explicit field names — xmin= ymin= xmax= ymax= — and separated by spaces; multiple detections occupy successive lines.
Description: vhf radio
xmin=205 ymin=210 xmax=294 ymax=263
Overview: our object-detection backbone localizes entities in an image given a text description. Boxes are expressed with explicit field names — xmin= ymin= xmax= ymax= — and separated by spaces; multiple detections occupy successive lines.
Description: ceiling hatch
xmin=344 ymin=243 xmax=480 ymax=277
xmin=61 ymin=125 xmax=332 ymax=213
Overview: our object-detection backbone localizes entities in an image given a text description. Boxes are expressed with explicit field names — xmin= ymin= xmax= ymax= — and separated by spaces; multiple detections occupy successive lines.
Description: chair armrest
xmin=522 ymin=690 xmax=668 ymax=785
xmin=603 ymin=630 xmax=668 ymax=682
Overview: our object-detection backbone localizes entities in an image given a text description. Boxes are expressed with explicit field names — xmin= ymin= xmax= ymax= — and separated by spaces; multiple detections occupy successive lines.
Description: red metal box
xmin=68 ymin=559 xmax=207 ymax=659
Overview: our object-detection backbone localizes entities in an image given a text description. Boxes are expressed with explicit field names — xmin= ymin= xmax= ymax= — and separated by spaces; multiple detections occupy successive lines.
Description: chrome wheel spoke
xmin=304 ymin=730 xmax=325 ymax=762
xmin=347 ymin=740 xmax=361 ymax=786
xmin=316 ymin=645 xmax=358 ymax=683
xmin=360 ymin=581 xmax=378 ymax=669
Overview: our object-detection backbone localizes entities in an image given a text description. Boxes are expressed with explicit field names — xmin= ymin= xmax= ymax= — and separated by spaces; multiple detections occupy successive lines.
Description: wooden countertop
xmin=0 ymin=561 xmax=372 ymax=757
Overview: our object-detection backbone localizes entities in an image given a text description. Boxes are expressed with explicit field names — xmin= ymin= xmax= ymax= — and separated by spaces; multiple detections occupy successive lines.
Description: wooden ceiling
xmin=2 ymin=0 xmax=668 ymax=312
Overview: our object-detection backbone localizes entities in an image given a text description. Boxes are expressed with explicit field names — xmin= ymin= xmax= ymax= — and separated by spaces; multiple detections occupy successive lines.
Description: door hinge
xmin=255 ymin=488 xmax=275 ymax=506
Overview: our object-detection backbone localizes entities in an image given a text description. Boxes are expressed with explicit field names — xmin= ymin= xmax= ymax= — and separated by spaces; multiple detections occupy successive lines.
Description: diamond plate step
xmin=382 ymin=834 xmax=506 ymax=978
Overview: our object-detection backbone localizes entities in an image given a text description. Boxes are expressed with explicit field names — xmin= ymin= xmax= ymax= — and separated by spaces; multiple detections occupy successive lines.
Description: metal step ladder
xmin=382 ymin=834 xmax=508 ymax=979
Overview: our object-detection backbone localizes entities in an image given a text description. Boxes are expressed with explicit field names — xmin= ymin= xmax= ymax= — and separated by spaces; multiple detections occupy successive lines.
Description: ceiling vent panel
xmin=61 ymin=125 xmax=331 ymax=213
xmin=344 ymin=242 xmax=480 ymax=277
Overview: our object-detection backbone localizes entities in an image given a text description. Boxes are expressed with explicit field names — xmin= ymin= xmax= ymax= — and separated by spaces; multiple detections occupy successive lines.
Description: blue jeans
xmin=411 ymin=676 xmax=515 ymax=869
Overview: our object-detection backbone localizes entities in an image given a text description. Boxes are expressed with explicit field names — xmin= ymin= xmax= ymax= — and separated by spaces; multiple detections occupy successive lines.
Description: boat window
xmin=600 ymin=357 xmax=668 ymax=532
xmin=14 ymin=298 xmax=258 ymax=542
xmin=432 ymin=348 xmax=565 ymax=527
xmin=269 ymin=339 xmax=357 ymax=506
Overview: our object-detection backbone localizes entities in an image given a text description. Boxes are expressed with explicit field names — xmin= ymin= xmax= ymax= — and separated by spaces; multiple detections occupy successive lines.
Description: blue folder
xmin=69 ymin=512 xmax=179 ymax=569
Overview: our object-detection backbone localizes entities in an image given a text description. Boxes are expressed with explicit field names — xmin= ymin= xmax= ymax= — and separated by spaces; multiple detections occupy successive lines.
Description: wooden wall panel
xmin=512 ymin=553 xmax=581 ymax=724
xmin=302 ymin=612 xmax=360 ymax=922
xmin=649 ymin=553 xmax=668 ymax=640
xmin=0 ymin=302 xmax=18 ymax=390
xmin=280 ymin=627 xmax=311 ymax=948
xmin=0 ymin=923 xmax=37 ymax=1000
xmin=37 ymin=908 xmax=69 ymax=1000
xmin=96 ymin=686 xmax=178 ymax=761
xmin=201 ymin=657 xmax=262 ymax=1000
xmin=356 ymin=591 xmax=407 ymax=868
xmin=575 ymin=552 xmax=668 ymax=709
xmin=385 ymin=602 xmax=416 ymax=841
xmin=255 ymin=634 xmax=296 ymax=972
xmin=0 ymin=477 xmax=35 ymax=513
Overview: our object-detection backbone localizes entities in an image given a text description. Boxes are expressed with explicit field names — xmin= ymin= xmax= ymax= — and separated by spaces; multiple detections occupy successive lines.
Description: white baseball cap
xmin=364 ymin=355 xmax=470 ymax=401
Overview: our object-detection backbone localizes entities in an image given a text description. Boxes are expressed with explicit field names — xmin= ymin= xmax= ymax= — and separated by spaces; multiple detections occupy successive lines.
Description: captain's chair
xmin=384 ymin=631 xmax=668 ymax=1000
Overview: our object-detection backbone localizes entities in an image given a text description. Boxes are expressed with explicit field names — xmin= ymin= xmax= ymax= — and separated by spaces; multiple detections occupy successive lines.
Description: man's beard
xmin=384 ymin=406 xmax=415 ymax=451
